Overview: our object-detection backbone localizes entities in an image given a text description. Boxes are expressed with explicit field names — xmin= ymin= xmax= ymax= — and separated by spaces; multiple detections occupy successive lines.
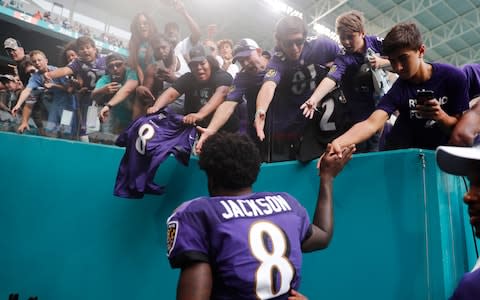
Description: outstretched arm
xmin=254 ymin=80 xmax=277 ymax=141
xmin=300 ymin=77 xmax=337 ymax=119
xmin=175 ymin=0 xmax=201 ymax=45
xmin=177 ymin=262 xmax=212 ymax=300
xmin=331 ymin=109 xmax=388 ymax=157
xmin=301 ymin=144 xmax=355 ymax=252
xmin=195 ymin=100 xmax=238 ymax=153
xmin=183 ymin=85 xmax=229 ymax=125
xmin=147 ymin=87 xmax=181 ymax=114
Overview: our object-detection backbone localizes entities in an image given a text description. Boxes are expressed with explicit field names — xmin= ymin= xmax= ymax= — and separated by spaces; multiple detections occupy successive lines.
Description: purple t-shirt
xmin=67 ymin=56 xmax=106 ymax=91
xmin=328 ymin=35 xmax=384 ymax=122
xmin=167 ymin=192 xmax=312 ymax=300
xmin=264 ymin=36 xmax=339 ymax=135
xmin=450 ymin=268 xmax=480 ymax=300
xmin=377 ymin=62 xmax=469 ymax=150
xmin=462 ymin=64 xmax=480 ymax=100
xmin=226 ymin=70 xmax=266 ymax=137
xmin=114 ymin=111 xmax=196 ymax=198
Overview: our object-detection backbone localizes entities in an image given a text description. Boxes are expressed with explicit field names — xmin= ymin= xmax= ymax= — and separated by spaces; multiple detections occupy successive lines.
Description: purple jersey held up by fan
xmin=167 ymin=191 xmax=312 ymax=300
xmin=114 ymin=111 xmax=196 ymax=198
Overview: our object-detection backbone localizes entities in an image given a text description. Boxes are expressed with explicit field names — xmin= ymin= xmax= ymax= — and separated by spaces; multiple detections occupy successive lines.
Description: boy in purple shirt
xmin=331 ymin=22 xmax=469 ymax=156
xmin=254 ymin=15 xmax=340 ymax=162
xmin=302 ymin=10 xmax=392 ymax=153
xmin=167 ymin=132 xmax=354 ymax=300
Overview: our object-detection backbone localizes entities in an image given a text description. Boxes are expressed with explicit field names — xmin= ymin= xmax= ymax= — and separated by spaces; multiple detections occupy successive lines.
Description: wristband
xmin=106 ymin=103 xmax=113 ymax=109
xmin=255 ymin=109 xmax=266 ymax=120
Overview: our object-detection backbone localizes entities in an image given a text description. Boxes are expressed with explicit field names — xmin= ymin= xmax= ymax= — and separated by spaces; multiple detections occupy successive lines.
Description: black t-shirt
xmin=172 ymin=69 xmax=234 ymax=128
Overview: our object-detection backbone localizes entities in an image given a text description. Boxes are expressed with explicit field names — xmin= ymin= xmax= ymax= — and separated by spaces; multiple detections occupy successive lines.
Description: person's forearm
xmin=333 ymin=120 xmax=376 ymax=148
xmin=309 ymin=77 xmax=336 ymax=104
xmin=107 ymin=81 xmax=138 ymax=107
xmin=16 ymin=88 xmax=31 ymax=109
xmin=438 ymin=113 xmax=460 ymax=134
xmin=312 ymin=177 xmax=334 ymax=240
xmin=153 ymin=87 xmax=179 ymax=109
xmin=182 ymin=9 xmax=201 ymax=44
xmin=21 ymin=103 xmax=33 ymax=124
xmin=256 ymin=81 xmax=276 ymax=113
xmin=196 ymin=88 xmax=228 ymax=120
xmin=205 ymin=101 xmax=237 ymax=133
xmin=48 ymin=67 xmax=72 ymax=79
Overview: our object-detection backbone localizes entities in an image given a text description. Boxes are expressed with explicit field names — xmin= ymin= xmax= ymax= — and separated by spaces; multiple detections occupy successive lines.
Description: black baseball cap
xmin=189 ymin=45 xmax=209 ymax=63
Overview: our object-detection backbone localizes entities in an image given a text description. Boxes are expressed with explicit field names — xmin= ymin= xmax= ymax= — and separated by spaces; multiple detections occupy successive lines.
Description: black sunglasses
xmin=281 ymin=38 xmax=305 ymax=48
xmin=107 ymin=61 xmax=124 ymax=70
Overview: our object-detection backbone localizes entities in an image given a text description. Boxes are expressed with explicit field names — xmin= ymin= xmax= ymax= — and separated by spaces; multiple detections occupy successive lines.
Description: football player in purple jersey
xmin=436 ymin=146 xmax=480 ymax=299
xmin=254 ymin=15 xmax=340 ymax=162
xmin=167 ymin=132 xmax=355 ymax=300
xmin=331 ymin=22 xmax=469 ymax=157
xmin=301 ymin=10 xmax=391 ymax=153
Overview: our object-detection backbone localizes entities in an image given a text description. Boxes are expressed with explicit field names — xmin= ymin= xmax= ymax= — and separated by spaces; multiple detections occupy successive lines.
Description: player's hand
xmin=183 ymin=113 xmax=201 ymax=125
xmin=254 ymin=109 xmax=266 ymax=141
xmin=300 ymin=98 xmax=319 ymax=119
xmin=288 ymin=289 xmax=308 ymax=300
xmin=11 ymin=105 xmax=20 ymax=117
xmin=195 ymin=126 xmax=215 ymax=154
xmin=99 ymin=105 xmax=110 ymax=123
xmin=318 ymin=143 xmax=355 ymax=179
xmin=136 ymin=86 xmax=155 ymax=101
xmin=17 ymin=122 xmax=30 ymax=134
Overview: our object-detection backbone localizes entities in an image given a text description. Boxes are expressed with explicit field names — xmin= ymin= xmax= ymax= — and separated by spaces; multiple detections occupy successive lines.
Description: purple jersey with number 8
xmin=167 ymin=192 xmax=312 ymax=300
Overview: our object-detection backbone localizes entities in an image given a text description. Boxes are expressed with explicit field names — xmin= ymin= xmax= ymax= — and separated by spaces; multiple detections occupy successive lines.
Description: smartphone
xmin=416 ymin=89 xmax=434 ymax=105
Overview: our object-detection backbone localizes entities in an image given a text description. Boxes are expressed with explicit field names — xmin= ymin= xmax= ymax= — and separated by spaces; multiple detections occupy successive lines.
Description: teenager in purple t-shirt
xmin=254 ymin=15 xmax=340 ymax=162
xmin=331 ymin=22 xmax=469 ymax=156
xmin=167 ymin=132 xmax=354 ymax=300
xmin=302 ymin=10 xmax=392 ymax=153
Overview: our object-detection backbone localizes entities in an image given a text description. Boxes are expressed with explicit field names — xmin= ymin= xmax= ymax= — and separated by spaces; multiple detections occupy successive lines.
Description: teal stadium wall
xmin=0 ymin=131 xmax=477 ymax=299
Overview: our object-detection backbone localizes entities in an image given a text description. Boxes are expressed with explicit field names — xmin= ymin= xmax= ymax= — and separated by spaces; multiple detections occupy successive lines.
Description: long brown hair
xmin=128 ymin=12 xmax=158 ymax=73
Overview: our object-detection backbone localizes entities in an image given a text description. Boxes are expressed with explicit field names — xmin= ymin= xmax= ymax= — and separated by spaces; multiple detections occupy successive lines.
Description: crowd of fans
xmin=0 ymin=2 xmax=479 ymax=163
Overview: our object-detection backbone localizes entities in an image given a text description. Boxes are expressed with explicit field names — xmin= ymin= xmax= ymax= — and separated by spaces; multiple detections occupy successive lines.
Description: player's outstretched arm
xmin=177 ymin=262 xmax=212 ymax=300
xmin=301 ymin=144 xmax=355 ymax=252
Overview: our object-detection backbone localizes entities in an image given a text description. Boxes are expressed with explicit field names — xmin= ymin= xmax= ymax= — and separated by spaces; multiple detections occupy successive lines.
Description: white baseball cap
xmin=436 ymin=146 xmax=480 ymax=176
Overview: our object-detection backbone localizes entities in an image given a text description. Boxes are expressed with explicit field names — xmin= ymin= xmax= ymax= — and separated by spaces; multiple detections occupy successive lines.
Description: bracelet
xmin=106 ymin=103 xmax=113 ymax=109
xmin=255 ymin=109 xmax=266 ymax=120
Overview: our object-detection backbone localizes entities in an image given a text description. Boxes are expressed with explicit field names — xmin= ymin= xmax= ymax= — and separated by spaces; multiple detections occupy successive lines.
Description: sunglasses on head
xmin=281 ymin=38 xmax=305 ymax=48
xmin=107 ymin=61 xmax=124 ymax=70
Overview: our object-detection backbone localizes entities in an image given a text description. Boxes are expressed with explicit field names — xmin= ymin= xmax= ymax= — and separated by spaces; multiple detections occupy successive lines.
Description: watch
xmin=106 ymin=103 xmax=113 ymax=109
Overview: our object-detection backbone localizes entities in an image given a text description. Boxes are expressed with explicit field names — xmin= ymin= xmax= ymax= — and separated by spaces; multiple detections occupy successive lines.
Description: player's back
xmin=167 ymin=191 xmax=312 ymax=300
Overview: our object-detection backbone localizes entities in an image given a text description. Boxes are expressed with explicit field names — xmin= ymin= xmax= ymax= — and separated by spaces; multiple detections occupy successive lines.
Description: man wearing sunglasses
xmin=254 ymin=16 xmax=340 ymax=162
xmin=94 ymin=53 xmax=138 ymax=136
